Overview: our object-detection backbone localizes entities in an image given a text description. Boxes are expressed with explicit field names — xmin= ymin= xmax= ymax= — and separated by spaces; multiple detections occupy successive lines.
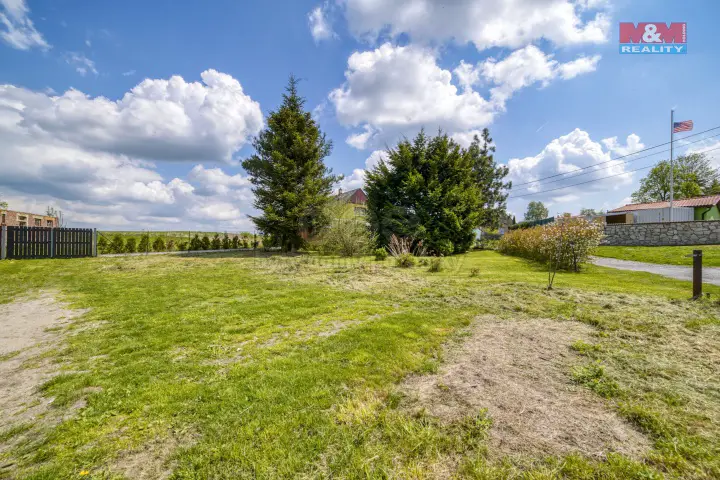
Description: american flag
xmin=673 ymin=120 xmax=694 ymax=133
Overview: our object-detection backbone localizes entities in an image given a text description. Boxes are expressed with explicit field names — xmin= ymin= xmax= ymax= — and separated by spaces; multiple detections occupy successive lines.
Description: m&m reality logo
xmin=619 ymin=22 xmax=687 ymax=54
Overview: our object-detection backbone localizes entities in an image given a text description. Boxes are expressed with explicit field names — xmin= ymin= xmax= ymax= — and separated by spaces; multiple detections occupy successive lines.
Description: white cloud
xmin=340 ymin=0 xmax=610 ymax=50
xmin=188 ymin=164 xmax=251 ymax=196
xmin=122 ymin=70 xmax=136 ymax=76
xmin=9 ymin=69 xmax=263 ymax=162
xmin=480 ymin=45 xmax=600 ymax=106
xmin=330 ymin=43 xmax=494 ymax=149
xmin=330 ymin=43 xmax=599 ymax=149
xmin=0 ymin=0 xmax=49 ymax=50
xmin=0 ymin=72 xmax=264 ymax=231
xmin=601 ymin=133 xmax=644 ymax=156
xmin=308 ymin=3 xmax=334 ymax=42
xmin=508 ymin=128 xmax=638 ymax=202
xmin=65 ymin=52 xmax=98 ymax=76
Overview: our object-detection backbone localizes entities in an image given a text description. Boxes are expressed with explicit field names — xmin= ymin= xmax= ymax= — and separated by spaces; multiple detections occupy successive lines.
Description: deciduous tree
xmin=631 ymin=153 xmax=719 ymax=203
xmin=524 ymin=201 xmax=549 ymax=222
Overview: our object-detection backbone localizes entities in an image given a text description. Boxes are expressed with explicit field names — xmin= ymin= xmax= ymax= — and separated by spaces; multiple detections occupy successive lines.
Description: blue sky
xmin=1 ymin=0 xmax=719 ymax=230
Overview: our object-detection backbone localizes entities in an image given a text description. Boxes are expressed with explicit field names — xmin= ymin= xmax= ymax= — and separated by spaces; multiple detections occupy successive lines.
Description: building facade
xmin=0 ymin=209 xmax=58 ymax=228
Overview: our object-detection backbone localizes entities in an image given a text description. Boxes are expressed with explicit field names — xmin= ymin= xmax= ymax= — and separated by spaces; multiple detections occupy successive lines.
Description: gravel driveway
xmin=591 ymin=256 xmax=720 ymax=286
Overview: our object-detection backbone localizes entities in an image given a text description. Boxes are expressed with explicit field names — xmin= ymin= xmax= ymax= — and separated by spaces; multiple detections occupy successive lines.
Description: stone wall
xmin=603 ymin=221 xmax=720 ymax=246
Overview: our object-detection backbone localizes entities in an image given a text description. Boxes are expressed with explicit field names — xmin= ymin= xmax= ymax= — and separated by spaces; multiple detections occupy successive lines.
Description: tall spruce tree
xmin=365 ymin=131 xmax=482 ymax=255
xmin=242 ymin=76 xmax=338 ymax=251
xmin=468 ymin=128 xmax=511 ymax=228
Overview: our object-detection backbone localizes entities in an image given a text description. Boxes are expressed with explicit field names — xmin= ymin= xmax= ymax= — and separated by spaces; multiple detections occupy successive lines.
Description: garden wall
xmin=603 ymin=221 xmax=720 ymax=246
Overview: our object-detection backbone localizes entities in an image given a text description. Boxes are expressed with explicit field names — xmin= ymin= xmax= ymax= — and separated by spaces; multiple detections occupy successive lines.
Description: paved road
xmin=591 ymin=256 xmax=720 ymax=286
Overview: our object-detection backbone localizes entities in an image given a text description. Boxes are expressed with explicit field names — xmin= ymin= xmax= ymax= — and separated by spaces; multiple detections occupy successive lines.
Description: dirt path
xmin=0 ymin=292 xmax=88 ymax=431
xmin=591 ymin=256 xmax=720 ymax=286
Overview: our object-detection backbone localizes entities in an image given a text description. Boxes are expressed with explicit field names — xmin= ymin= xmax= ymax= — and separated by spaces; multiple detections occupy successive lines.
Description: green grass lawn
xmin=595 ymin=245 xmax=720 ymax=267
xmin=0 ymin=251 xmax=718 ymax=479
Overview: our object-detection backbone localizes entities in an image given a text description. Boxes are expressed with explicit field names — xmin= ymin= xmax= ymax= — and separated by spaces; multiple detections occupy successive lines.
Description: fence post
xmin=93 ymin=228 xmax=98 ymax=257
xmin=1 ymin=225 xmax=6 ymax=260
xmin=692 ymin=249 xmax=702 ymax=299
xmin=50 ymin=228 xmax=55 ymax=258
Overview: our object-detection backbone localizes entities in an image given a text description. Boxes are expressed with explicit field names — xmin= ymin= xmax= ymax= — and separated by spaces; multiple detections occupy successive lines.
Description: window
xmin=35 ymin=218 xmax=42 ymax=226
xmin=1 ymin=213 xmax=5 ymax=224
xmin=47 ymin=220 xmax=53 ymax=227
xmin=19 ymin=221 xmax=26 ymax=227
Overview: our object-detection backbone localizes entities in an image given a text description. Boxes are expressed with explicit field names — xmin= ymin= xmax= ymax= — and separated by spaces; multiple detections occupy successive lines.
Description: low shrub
xmin=395 ymin=253 xmax=416 ymax=268
xmin=125 ymin=237 xmax=137 ymax=254
xmin=469 ymin=267 xmax=480 ymax=277
xmin=497 ymin=217 xmax=604 ymax=271
xmin=211 ymin=234 xmax=222 ymax=250
xmin=97 ymin=236 xmax=109 ymax=254
xmin=428 ymin=257 xmax=443 ymax=272
xmin=109 ymin=234 xmax=125 ymax=254
xmin=374 ymin=248 xmax=388 ymax=261
xmin=167 ymin=239 xmax=176 ymax=251
xmin=152 ymin=237 xmax=166 ymax=252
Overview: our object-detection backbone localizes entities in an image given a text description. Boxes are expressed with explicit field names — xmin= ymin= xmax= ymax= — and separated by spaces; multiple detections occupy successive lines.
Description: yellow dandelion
xmin=80 ymin=471 xmax=90 ymax=476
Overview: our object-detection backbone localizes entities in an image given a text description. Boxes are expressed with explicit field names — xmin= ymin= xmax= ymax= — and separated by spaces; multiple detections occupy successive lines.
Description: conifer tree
xmin=468 ymin=128 xmax=511 ymax=228
xmin=365 ymin=131 xmax=483 ymax=255
xmin=242 ymin=76 xmax=338 ymax=251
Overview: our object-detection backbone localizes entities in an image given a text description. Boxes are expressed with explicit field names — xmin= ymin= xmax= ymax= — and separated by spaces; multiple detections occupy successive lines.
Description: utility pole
xmin=670 ymin=109 xmax=674 ymax=222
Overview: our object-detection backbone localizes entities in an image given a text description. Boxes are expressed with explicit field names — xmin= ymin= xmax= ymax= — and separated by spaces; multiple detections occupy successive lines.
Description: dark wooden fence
xmin=0 ymin=226 xmax=96 ymax=260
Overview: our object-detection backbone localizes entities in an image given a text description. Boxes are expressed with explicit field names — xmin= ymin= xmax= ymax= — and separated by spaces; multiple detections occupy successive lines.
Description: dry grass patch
xmin=401 ymin=315 xmax=651 ymax=460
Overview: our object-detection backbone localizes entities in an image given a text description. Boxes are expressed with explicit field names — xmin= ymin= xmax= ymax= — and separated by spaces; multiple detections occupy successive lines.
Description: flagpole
xmin=670 ymin=109 xmax=674 ymax=222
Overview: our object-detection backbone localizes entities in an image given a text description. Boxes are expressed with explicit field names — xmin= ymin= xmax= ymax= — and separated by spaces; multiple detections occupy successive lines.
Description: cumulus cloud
xmin=8 ymin=70 xmax=263 ymax=163
xmin=308 ymin=3 xmax=335 ymax=42
xmin=336 ymin=150 xmax=387 ymax=192
xmin=330 ymin=43 xmax=599 ymax=149
xmin=507 ymin=129 xmax=639 ymax=202
xmin=602 ymin=133 xmax=644 ymax=156
xmin=479 ymin=45 xmax=600 ymax=106
xmin=340 ymin=0 xmax=610 ymax=50
xmin=0 ymin=0 xmax=49 ymax=50
xmin=0 ymin=72 xmax=263 ymax=231
xmin=330 ymin=43 xmax=494 ymax=149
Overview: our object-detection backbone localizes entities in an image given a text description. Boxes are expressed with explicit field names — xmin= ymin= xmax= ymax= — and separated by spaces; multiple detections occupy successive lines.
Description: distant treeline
xmin=98 ymin=231 xmax=262 ymax=254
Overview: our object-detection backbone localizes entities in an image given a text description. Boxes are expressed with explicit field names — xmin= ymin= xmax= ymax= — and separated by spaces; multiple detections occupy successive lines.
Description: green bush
xmin=428 ymin=257 xmax=443 ymax=272
xmin=152 ymin=237 xmax=166 ymax=252
xmin=97 ymin=236 xmax=109 ymax=254
xmin=109 ymin=234 xmax=125 ymax=254
xmin=177 ymin=241 xmax=188 ymax=251
xmin=232 ymin=236 xmax=240 ymax=249
xmin=222 ymin=234 xmax=231 ymax=249
xmin=138 ymin=234 xmax=150 ymax=253
xmin=167 ymin=239 xmax=175 ymax=251
xmin=125 ymin=237 xmax=137 ymax=253
xmin=470 ymin=267 xmax=480 ymax=277
xmin=374 ymin=248 xmax=388 ymax=261
xmin=497 ymin=217 xmax=604 ymax=271
xmin=395 ymin=253 xmax=416 ymax=268
xmin=188 ymin=235 xmax=200 ymax=251
xmin=211 ymin=234 xmax=222 ymax=250
xmin=201 ymin=236 xmax=211 ymax=250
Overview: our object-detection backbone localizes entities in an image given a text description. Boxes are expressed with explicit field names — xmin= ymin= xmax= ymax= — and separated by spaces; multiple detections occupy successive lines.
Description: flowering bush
xmin=498 ymin=217 xmax=604 ymax=271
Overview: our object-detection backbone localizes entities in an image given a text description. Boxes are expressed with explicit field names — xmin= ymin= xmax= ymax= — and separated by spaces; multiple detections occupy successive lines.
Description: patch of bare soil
xmin=111 ymin=431 xmax=194 ymax=480
xmin=401 ymin=316 xmax=650 ymax=460
xmin=0 ymin=292 xmax=89 ymax=436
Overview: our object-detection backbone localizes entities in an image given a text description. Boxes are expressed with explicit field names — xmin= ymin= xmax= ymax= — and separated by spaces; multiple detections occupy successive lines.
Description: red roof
xmin=609 ymin=194 xmax=720 ymax=213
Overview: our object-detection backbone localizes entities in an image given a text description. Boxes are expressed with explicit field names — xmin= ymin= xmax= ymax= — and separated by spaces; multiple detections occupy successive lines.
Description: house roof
xmin=608 ymin=194 xmax=720 ymax=212
xmin=336 ymin=188 xmax=364 ymax=203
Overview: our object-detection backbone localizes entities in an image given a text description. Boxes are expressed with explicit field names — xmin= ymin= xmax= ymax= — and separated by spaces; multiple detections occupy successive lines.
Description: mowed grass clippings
xmin=0 ymin=251 xmax=717 ymax=479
